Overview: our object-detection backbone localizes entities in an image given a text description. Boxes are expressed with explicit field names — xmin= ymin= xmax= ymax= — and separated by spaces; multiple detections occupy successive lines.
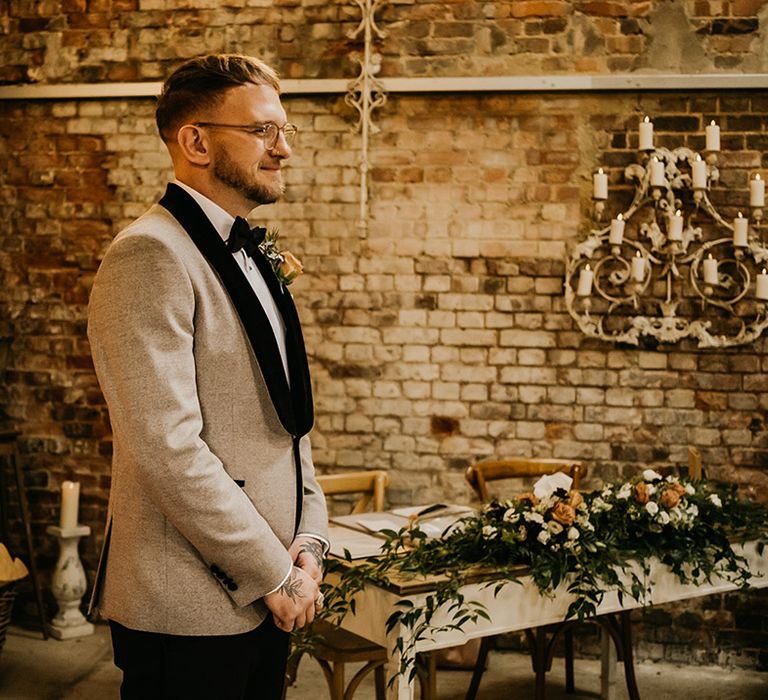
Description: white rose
xmin=524 ymin=511 xmax=545 ymax=524
xmin=482 ymin=525 xmax=497 ymax=538
xmin=537 ymin=530 xmax=551 ymax=544
xmin=547 ymin=520 xmax=564 ymax=535
xmin=645 ymin=501 xmax=659 ymax=516
xmin=658 ymin=510 xmax=670 ymax=525
xmin=617 ymin=484 xmax=632 ymax=500
xmin=567 ymin=527 xmax=580 ymax=540
xmin=685 ymin=484 xmax=695 ymax=495
xmin=687 ymin=504 xmax=699 ymax=517
xmin=643 ymin=469 xmax=663 ymax=482
xmin=708 ymin=494 xmax=722 ymax=508
xmin=646 ymin=483 xmax=657 ymax=495
xmin=503 ymin=508 xmax=519 ymax=523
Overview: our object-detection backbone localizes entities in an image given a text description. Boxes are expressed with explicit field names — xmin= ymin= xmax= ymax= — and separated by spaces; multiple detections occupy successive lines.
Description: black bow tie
xmin=227 ymin=216 xmax=266 ymax=257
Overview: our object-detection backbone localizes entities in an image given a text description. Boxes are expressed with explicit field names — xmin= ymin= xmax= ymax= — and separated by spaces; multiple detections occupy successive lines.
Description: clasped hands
xmin=263 ymin=535 xmax=325 ymax=633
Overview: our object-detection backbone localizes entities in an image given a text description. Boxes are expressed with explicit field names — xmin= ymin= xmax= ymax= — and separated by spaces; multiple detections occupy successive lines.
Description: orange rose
xmin=634 ymin=482 xmax=649 ymax=505
xmin=279 ymin=251 xmax=303 ymax=284
xmin=660 ymin=488 xmax=680 ymax=509
xmin=551 ymin=502 xmax=576 ymax=526
xmin=568 ymin=491 xmax=584 ymax=509
xmin=668 ymin=482 xmax=685 ymax=496
xmin=518 ymin=492 xmax=540 ymax=506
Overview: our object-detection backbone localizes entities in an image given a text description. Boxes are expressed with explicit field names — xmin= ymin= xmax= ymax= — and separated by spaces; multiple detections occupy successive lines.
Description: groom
xmin=87 ymin=54 xmax=328 ymax=699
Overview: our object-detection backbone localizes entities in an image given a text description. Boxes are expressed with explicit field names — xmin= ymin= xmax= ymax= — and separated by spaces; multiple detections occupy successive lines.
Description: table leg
xmin=600 ymin=625 xmax=617 ymax=700
xmin=385 ymin=625 xmax=416 ymax=700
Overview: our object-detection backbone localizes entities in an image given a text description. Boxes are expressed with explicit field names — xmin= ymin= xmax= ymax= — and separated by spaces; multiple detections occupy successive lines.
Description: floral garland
xmin=259 ymin=228 xmax=303 ymax=286
xmin=303 ymin=472 xmax=768 ymax=682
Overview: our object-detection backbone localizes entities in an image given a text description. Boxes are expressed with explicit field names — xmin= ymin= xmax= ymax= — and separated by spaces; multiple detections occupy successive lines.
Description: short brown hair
xmin=155 ymin=54 xmax=280 ymax=143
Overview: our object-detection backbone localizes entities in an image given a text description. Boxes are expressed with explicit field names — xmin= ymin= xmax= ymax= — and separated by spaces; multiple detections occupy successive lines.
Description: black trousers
xmin=109 ymin=616 xmax=289 ymax=700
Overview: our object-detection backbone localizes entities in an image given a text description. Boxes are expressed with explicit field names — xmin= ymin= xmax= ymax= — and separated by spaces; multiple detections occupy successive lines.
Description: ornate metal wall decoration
xmin=565 ymin=118 xmax=768 ymax=348
xmin=346 ymin=0 xmax=388 ymax=231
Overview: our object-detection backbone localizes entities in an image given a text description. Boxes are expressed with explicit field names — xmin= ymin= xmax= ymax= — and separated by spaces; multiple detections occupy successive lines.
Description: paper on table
xmin=330 ymin=511 xmax=408 ymax=534
xmin=328 ymin=524 xmax=388 ymax=559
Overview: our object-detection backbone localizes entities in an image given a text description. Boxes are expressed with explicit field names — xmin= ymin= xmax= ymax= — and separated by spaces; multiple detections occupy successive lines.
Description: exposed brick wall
xmin=1 ymin=0 xmax=768 ymax=670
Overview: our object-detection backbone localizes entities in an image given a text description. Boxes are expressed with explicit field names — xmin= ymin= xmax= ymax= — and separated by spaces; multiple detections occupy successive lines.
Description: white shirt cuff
xmin=264 ymin=564 xmax=293 ymax=597
xmin=297 ymin=532 xmax=330 ymax=556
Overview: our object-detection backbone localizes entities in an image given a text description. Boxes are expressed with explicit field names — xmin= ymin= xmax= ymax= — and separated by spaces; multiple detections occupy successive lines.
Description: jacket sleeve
xmin=88 ymin=231 xmax=293 ymax=607
xmin=296 ymin=434 xmax=330 ymax=548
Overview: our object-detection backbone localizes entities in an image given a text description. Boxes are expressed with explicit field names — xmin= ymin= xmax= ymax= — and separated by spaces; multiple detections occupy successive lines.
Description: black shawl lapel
xmin=159 ymin=183 xmax=305 ymax=436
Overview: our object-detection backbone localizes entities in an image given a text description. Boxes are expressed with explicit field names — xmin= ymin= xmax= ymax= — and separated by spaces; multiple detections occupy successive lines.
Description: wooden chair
xmin=285 ymin=470 xmax=434 ymax=700
xmin=463 ymin=458 xmax=586 ymax=700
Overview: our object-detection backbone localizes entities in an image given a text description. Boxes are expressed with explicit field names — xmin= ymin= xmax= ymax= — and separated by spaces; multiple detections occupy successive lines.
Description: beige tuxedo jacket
xmin=87 ymin=197 xmax=327 ymax=636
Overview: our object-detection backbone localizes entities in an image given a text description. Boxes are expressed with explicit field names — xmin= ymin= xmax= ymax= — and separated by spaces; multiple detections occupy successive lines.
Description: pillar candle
xmin=733 ymin=212 xmax=748 ymax=247
xmin=639 ymin=116 xmax=654 ymax=150
xmin=757 ymin=269 xmax=768 ymax=300
xmin=668 ymin=209 xmax=683 ymax=241
xmin=60 ymin=480 xmax=80 ymax=529
xmin=702 ymin=254 xmax=718 ymax=285
xmin=576 ymin=265 xmax=593 ymax=296
xmin=705 ymin=120 xmax=720 ymax=152
xmin=750 ymin=174 xmax=765 ymax=207
xmin=609 ymin=213 xmax=625 ymax=245
xmin=631 ymin=251 xmax=645 ymax=282
xmin=692 ymin=155 xmax=707 ymax=189
xmin=650 ymin=157 xmax=665 ymax=187
xmin=593 ymin=168 xmax=608 ymax=200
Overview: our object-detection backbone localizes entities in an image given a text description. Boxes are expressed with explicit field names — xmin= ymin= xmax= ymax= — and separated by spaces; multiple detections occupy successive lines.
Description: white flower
xmin=547 ymin=520 xmax=564 ymax=535
xmin=687 ymin=504 xmax=699 ymax=518
xmin=482 ymin=525 xmax=497 ymax=538
xmin=503 ymin=508 xmax=519 ymax=523
xmin=645 ymin=501 xmax=659 ymax=516
xmin=524 ymin=511 xmax=545 ymax=524
xmin=537 ymin=530 xmax=551 ymax=544
xmin=617 ymin=483 xmax=632 ymax=500
xmin=646 ymin=483 xmax=657 ymax=495
xmin=658 ymin=510 xmax=670 ymax=525
xmin=567 ymin=527 xmax=580 ymax=540
xmin=708 ymin=494 xmax=722 ymax=508
xmin=643 ymin=469 xmax=663 ymax=482
xmin=685 ymin=484 xmax=695 ymax=495
xmin=576 ymin=515 xmax=595 ymax=531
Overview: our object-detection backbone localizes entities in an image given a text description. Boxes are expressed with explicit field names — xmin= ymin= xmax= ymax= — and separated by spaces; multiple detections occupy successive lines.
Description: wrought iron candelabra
xmin=565 ymin=117 xmax=768 ymax=348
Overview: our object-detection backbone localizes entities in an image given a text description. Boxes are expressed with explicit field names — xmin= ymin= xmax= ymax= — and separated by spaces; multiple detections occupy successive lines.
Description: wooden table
xmin=328 ymin=533 xmax=768 ymax=700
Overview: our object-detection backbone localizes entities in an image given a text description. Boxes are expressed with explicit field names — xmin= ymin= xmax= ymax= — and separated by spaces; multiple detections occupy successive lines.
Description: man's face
xmin=204 ymin=83 xmax=292 ymax=207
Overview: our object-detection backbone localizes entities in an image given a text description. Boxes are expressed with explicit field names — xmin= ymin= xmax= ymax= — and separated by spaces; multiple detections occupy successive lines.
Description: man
xmin=87 ymin=54 xmax=328 ymax=699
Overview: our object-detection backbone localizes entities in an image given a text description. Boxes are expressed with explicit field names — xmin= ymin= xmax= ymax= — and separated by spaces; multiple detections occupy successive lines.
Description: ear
xmin=176 ymin=124 xmax=211 ymax=166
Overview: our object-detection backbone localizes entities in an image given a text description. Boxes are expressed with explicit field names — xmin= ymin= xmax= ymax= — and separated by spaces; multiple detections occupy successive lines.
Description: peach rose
xmin=668 ymin=482 xmax=686 ymax=496
xmin=279 ymin=251 xmax=303 ymax=284
xmin=634 ymin=482 xmax=649 ymax=505
xmin=551 ymin=502 xmax=576 ymax=526
xmin=660 ymin=488 xmax=680 ymax=509
xmin=518 ymin=492 xmax=540 ymax=506
xmin=568 ymin=491 xmax=584 ymax=509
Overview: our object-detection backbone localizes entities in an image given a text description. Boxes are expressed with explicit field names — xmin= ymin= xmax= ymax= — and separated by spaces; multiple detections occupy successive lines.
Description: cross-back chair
xmin=463 ymin=458 xmax=586 ymax=700
xmin=285 ymin=469 xmax=434 ymax=700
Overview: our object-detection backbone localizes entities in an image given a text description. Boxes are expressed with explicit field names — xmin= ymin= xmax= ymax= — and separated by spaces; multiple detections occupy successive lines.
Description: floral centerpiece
xmin=309 ymin=472 xmax=768 ymax=682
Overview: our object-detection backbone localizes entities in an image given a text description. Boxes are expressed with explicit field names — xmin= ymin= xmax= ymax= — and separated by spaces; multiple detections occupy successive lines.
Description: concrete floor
xmin=0 ymin=623 xmax=765 ymax=699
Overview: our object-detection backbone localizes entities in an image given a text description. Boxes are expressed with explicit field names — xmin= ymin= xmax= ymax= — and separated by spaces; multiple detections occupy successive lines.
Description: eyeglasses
xmin=193 ymin=121 xmax=298 ymax=149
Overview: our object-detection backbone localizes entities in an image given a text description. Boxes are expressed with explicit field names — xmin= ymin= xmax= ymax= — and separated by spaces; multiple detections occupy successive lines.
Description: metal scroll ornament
xmin=565 ymin=124 xmax=768 ymax=348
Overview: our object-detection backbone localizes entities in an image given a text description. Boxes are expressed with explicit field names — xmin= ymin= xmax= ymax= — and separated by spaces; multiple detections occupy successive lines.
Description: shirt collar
xmin=172 ymin=179 xmax=234 ymax=243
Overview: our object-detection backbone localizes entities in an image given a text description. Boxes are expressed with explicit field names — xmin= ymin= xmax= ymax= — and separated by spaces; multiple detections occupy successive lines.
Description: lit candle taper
xmin=751 ymin=174 xmax=765 ymax=207
xmin=705 ymin=120 xmax=720 ymax=152
xmin=733 ymin=212 xmax=748 ymax=247
xmin=593 ymin=168 xmax=608 ymax=200
xmin=639 ymin=116 xmax=654 ymax=151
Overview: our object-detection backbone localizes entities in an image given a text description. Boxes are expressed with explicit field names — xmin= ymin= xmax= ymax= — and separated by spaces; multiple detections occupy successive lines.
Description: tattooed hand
xmin=288 ymin=536 xmax=325 ymax=584
xmin=263 ymin=565 xmax=318 ymax=632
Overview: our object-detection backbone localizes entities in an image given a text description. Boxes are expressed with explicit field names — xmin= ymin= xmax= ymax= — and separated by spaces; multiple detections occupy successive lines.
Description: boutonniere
xmin=259 ymin=228 xmax=304 ymax=287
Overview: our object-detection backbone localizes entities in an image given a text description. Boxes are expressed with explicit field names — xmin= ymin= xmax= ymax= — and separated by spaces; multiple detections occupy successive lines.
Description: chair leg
xmin=465 ymin=636 xmax=491 ymax=700
xmin=330 ymin=661 xmax=345 ymax=700
xmin=374 ymin=663 xmax=386 ymax=700
xmin=564 ymin=628 xmax=575 ymax=693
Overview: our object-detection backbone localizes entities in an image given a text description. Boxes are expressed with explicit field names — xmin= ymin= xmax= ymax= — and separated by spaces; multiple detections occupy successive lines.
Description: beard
xmin=212 ymin=150 xmax=285 ymax=205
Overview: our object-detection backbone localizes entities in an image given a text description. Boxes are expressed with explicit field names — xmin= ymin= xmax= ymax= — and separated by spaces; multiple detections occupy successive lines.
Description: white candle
xmin=757 ymin=269 xmax=768 ymax=300
xmin=668 ymin=209 xmax=683 ymax=241
xmin=593 ymin=168 xmax=608 ymax=199
xmin=702 ymin=254 xmax=718 ymax=285
xmin=750 ymin=174 xmax=765 ymax=207
xmin=639 ymin=116 xmax=654 ymax=150
xmin=60 ymin=480 xmax=80 ymax=529
xmin=631 ymin=251 xmax=645 ymax=282
xmin=576 ymin=265 xmax=593 ymax=296
xmin=705 ymin=120 xmax=720 ymax=152
xmin=609 ymin=213 xmax=625 ymax=245
xmin=733 ymin=212 xmax=748 ymax=247
xmin=692 ymin=155 xmax=707 ymax=189
xmin=650 ymin=157 xmax=665 ymax=187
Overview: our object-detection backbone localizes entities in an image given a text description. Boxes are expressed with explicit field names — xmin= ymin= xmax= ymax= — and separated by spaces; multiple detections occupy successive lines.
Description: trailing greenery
xmin=294 ymin=472 xmax=768 ymax=682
